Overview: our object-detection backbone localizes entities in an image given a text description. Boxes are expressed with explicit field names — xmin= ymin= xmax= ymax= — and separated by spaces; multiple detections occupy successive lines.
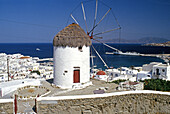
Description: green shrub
xmin=31 ymin=70 xmax=40 ymax=75
xmin=143 ymin=79 xmax=170 ymax=91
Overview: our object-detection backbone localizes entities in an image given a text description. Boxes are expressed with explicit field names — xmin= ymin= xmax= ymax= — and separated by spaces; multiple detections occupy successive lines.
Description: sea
xmin=0 ymin=43 xmax=170 ymax=70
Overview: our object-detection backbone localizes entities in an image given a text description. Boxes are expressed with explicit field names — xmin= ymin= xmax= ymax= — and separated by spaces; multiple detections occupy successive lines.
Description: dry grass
xmin=27 ymin=88 xmax=35 ymax=93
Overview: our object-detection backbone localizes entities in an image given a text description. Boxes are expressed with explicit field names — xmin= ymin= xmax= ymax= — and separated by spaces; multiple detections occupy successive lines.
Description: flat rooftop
xmin=0 ymin=79 xmax=41 ymax=88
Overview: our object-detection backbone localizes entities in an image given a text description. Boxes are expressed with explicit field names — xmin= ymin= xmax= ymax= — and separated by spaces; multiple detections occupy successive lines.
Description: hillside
xmin=144 ymin=41 xmax=170 ymax=47
xmin=103 ymin=37 xmax=169 ymax=44
xmin=138 ymin=37 xmax=169 ymax=43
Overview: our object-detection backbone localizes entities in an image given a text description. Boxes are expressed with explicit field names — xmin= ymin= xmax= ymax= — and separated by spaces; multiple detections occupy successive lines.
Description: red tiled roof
xmin=20 ymin=56 xmax=30 ymax=59
xmin=96 ymin=71 xmax=106 ymax=75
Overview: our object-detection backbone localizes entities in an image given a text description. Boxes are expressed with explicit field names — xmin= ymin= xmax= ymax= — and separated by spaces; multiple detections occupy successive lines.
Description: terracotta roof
xmin=96 ymin=71 xmax=106 ymax=75
xmin=53 ymin=23 xmax=91 ymax=47
xmin=19 ymin=56 xmax=30 ymax=59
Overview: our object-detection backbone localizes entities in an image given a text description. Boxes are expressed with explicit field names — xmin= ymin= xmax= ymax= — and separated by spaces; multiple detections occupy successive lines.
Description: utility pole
xmin=7 ymin=56 xmax=9 ymax=81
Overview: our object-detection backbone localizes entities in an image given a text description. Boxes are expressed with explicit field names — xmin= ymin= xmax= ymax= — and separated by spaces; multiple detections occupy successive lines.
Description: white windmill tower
xmin=53 ymin=23 xmax=92 ymax=89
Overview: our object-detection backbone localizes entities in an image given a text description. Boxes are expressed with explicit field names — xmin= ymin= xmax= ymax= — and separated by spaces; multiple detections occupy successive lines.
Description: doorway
xmin=73 ymin=67 xmax=80 ymax=83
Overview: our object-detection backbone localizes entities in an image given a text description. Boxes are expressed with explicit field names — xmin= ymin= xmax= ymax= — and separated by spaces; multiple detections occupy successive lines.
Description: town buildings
xmin=0 ymin=53 xmax=53 ymax=82
xmin=93 ymin=62 xmax=170 ymax=82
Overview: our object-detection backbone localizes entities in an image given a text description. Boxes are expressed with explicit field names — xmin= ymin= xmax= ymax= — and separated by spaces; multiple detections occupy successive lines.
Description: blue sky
xmin=0 ymin=0 xmax=170 ymax=43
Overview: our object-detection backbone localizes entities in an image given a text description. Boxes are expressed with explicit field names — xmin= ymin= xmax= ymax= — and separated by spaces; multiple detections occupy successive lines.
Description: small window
xmin=162 ymin=69 xmax=165 ymax=72
xmin=64 ymin=71 xmax=68 ymax=73
xmin=78 ymin=46 xmax=83 ymax=52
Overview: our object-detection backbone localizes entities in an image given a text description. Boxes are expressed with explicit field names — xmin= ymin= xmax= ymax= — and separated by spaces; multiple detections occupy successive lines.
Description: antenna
xmin=7 ymin=56 xmax=10 ymax=81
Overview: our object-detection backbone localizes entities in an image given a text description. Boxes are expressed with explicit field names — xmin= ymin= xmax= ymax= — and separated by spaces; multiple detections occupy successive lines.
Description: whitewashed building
xmin=142 ymin=62 xmax=162 ymax=72
xmin=105 ymin=67 xmax=138 ymax=82
xmin=106 ymin=69 xmax=121 ymax=81
xmin=53 ymin=23 xmax=92 ymax=89
xmin=152 ymin=63 xmax=170 ymax=81
xmin=121 ymin=67 xmax=138 ymax=76
xmin=137 ymin=71 xmax=151 ymax=81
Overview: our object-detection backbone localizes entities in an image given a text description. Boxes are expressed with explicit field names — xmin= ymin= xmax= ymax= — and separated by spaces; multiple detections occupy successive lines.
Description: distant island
xmin=144 ymin=41 xmax=170 ymax=47
xmin=102 ymin=37 xmax=169 ymax=44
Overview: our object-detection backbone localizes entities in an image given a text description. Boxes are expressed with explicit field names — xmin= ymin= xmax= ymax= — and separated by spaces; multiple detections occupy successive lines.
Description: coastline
xmin=0 ymin=43 xmax=169 ymax=69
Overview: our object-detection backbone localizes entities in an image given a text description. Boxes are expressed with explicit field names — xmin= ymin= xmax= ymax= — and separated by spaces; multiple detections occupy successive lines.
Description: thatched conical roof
xmin=53 ymin=23 xmax=92 ymax=47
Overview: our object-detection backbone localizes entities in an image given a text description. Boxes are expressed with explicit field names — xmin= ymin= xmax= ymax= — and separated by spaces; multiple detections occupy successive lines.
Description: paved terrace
xmin=41 ymin=79 xmax=118 ymax=97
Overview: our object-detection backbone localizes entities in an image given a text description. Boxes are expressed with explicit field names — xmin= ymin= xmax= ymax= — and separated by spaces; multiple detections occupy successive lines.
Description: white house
xmin=137 ymin=71 xmax=151 ymax=81
xmin=106 ymin=68 xmax=137 ymax=82
xmin=121 ymin=67 xmax=138 ymax=76
xmin=152 ymin=63 xmax=170 ymax=81
xmin=53 ymin=23 xmax=92 ymax=89
xmin=105 ymin=69 xmax=121 ymax=81
xmin=142 ymin=62 xmax=162 ymax=72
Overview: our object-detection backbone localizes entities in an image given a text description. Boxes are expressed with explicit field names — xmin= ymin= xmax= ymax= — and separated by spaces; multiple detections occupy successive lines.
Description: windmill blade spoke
xmin=93 ymin=27 xmax=121 ymax=36
xmin=93 ymin=36 xmax=103 ymax=39
xmin=92 ymin=45 xmax=109 ymax=69
xmin=70 ymin=14 xmax=79 ymax=25
xmin=81 ymin=2 xmax=88 ymax=32
xmin=89 ymin=8 xmax=111 ymax=34
xmin=92 ymin=0 xmax=98 ymax=33
xmin=93 ymin=38 xmax=120 ymax=52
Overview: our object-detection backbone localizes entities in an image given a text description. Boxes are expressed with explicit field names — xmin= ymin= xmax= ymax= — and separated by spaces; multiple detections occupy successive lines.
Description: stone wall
xmin=0 ymin=99 xmax=13 ymax=114
xmin=37 ymin=91 xmax=170 ymax=114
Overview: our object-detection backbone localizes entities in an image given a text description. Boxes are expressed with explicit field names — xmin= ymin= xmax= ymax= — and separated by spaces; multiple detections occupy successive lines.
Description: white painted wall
xmin=137 ymin=71 xmax=151 ymax=81
xmin=95 ymin=75 xmax=108 ymax=81
xmin=167 ymin=66 xmax=170 ymax=80
xmin=142 ymin=62 xmax=161 ymax=72
xmin=53 ymin=46 xmax=90 ymax=89
xmin=0 ymin=79 xmax=41 ymax=97
xmin=152 ymin=65 xmax=170 ymax=80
